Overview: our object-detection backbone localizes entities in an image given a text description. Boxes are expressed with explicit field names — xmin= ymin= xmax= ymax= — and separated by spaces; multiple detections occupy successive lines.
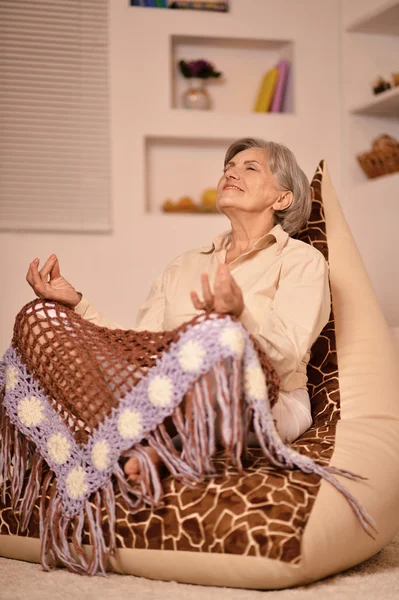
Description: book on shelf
xmin=169 ymin=1 xmax=229 ymax=10
xmin=129 ymin=0 xmax=228 ymax=8
xmin=253 ymin=68 xmax=279 ymax=112
xmin=270 ymin=60 xmax=290 ymax=112
xmin=130 ymin=0 xmax=168 ymax=6
xmin=253 ymin=60 xmax=291 ymax=113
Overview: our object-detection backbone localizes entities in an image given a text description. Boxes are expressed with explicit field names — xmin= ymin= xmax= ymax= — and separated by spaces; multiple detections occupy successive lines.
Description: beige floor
xmin=1 ymin=534 xmax=399 ymax=600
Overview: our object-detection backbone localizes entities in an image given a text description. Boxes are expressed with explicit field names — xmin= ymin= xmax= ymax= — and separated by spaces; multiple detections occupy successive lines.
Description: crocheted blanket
xmin=0 ymin=300 xmax=376 ymax=575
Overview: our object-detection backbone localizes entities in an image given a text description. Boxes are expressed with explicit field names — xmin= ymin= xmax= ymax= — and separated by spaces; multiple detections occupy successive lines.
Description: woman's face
xmin=217 ymin=147 xmax=283 ymax=216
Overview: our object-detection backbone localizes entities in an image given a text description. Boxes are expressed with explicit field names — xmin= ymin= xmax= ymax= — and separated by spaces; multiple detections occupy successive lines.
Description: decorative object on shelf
xmin=372 ymin=75 xmax=391 ymax=95
xmin=182 ymin=78 xmax=211 ymax=110
xmin=130 ymin=0 xmax=228 ymax=8
xmin=169 ymin=1 xmax=229 ymax=11
xmin=357 ymin=134 xmax=399 ymax=179
xmin=392 ymin=72 xmax=399 ymax=87
xmin=372 ymin=134 xmax=398 ymax=152
xmin=179 ymin=59 xmax=223 ymax=110
xmin=163 ymin=196 xmax=196 ymax=212
xmin=162 ymin=188 xmax=219 ymax=213
xmin=130 ymin=0 xmax=168 ymax=6
xmin=179 ymin=59 xmax=222 ymax=79
xmin=201 ymin=187 xmax=218 ymax=209
xmin=254 ymin=61 xmax=291 ymax=113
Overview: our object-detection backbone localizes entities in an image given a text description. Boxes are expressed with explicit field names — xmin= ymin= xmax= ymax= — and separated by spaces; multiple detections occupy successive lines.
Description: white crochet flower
xmin=220 ymin=327 xmax=245 ymax=357
xmin=66 ymin=466 xmax=88 ymax=500
xmin=244 ymin=365 xmax=267 ymax=401
xmin=178 ymin=340 xmax=206 ymax=372
xmin=92 ymin=439 xmax=111 ymax=471
xmin=148 ymin=375 xmax=173 ymax=407
xmin=47 ymin=433 xmax=71 ymax=465
xmin=118 ymin=409 xmax=143 ymax=440
xmin=17 ymin=396 xmax=45 ymax=427
xmin=5 ymin=365 xmax=19 ymax=390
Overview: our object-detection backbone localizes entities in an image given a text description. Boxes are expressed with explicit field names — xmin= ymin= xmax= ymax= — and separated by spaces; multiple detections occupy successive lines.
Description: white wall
xmin=340 ymin=0 xmax=399 ymax=328
xmin=0 ymin=0 xmax=383 ymax=354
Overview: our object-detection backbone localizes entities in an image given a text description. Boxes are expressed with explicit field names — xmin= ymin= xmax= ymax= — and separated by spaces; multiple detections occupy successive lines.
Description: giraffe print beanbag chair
xmin=1 ymin=161 xmax=399 ymax=589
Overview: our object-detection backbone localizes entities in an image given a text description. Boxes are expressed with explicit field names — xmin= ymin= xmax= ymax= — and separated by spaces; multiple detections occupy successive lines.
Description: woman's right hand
xmin=26 ymin=254 xmax=82 ymax=308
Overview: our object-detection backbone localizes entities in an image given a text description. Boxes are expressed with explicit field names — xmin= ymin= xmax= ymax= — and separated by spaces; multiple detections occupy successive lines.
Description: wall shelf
xmin=346 ymin=1 xmax=399 ymax=35
xmin=353 ymin=169 xmax=399 ymax=188
xmin=350 ymin=86 xmax=399 ymax=117
xmin=170 ymin=34 xmax=294 ymax=114
xmin=142 ymin=109 xmax=301 ymax=156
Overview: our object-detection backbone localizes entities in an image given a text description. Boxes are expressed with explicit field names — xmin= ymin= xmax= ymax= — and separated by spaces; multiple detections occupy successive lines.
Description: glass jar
xmin=182 ymin=78 xmax=211 ymax=110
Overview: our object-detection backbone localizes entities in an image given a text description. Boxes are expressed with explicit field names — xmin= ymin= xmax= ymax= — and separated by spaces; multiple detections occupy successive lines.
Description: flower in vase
xmin=179 ymin=59 xmax=222 ymax=79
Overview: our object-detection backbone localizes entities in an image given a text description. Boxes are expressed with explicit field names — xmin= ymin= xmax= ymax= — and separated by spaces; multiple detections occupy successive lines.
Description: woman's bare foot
xmin=124 ymin=446 xmax=161 ymax=482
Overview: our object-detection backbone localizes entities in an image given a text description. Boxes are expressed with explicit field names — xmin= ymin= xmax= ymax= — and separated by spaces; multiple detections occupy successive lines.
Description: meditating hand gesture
xmin=191 ymin=263 xmax=244 ymax=318
xmin=26 ymin=254 xmax=81 ymax=308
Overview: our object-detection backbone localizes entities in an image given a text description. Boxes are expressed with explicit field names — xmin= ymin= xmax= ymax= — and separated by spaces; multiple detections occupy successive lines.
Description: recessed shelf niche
xmin=170 ymin=35 xmax=294 ymax=114
xmin=144 ymin=135 xmax=234 ymax=213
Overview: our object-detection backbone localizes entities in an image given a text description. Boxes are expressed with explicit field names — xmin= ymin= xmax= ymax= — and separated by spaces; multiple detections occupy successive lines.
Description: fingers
xmin=26 ymin=258 xmax=39 ymax=287
xmin=50 ymin=257 xmax=61 ymax=280
xmin=190 ymin=268 xmax=243 ymax=316
xmin=216 ymin=264 xmax=241 ymax=294
xmin=214 ymin=263 xmax=233 ymax=293
xmin=217 ymin=263 xmax=233 ymax=281
xmin=39 ymin=254 xmax=56 ymax=281
xmin=190 ymin=291 xmax=204 ymax=310
xmin=201 ymin=274 xmax=214 ymax=307
xmin=214 ymin=264 xmax=244 ymax=317
xmin=26 ymin=254 xmax=57 ymax=299
xmin=29 ymin=260 xmax=47 ymax=298
xmin=190 ymin=274 xmax=215 ymax=312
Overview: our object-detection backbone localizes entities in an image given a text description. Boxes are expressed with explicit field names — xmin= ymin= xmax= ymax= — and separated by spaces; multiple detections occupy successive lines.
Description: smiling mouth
xmin=223 ymin=184 xmax=244 ymax=192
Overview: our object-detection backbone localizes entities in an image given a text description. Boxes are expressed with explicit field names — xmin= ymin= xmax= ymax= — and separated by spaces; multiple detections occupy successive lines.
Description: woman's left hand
xmin=191 ymin=264 xmax=244 ymax=318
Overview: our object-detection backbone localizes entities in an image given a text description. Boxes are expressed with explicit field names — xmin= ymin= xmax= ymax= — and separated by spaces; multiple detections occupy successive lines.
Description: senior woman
xmin=26 ymin=137 xmax=331 ymax=481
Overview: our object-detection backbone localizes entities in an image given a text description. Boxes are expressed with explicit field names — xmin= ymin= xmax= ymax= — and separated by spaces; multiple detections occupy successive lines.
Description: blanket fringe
xmin=251 ymin=407 xmax=378 ymax=538
xmin=38 ymin=478 xmax=110 ymax=575
xmin=0 ymin=358 xmax=377 ymax=577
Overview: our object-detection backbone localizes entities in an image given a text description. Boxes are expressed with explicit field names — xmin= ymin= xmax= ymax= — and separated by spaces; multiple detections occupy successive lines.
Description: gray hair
xmin=224 ymin=138 xmax=312 ymax=236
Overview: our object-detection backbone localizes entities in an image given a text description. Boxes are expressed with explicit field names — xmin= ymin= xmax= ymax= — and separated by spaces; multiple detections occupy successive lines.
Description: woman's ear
xmin=273 ymin=191 xmax=293 ymax=212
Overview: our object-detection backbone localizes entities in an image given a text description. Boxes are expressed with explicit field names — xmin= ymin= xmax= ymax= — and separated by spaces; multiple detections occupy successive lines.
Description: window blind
xmin=0 ymin=0 xmax=111 ymax=232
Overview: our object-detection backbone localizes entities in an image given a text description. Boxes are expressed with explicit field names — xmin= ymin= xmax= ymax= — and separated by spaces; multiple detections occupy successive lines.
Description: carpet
xmin=1 ymin=533 xmax=398 ymax=599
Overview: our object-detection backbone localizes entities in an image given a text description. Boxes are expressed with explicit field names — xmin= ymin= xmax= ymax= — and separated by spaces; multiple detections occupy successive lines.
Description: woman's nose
xmin=225 ymin=167 xmax=239 ymax=179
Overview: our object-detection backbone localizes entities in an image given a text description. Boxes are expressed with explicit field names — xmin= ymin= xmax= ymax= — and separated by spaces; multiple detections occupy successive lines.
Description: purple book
xmin=270 ymin=60 xmax=290 ymax=113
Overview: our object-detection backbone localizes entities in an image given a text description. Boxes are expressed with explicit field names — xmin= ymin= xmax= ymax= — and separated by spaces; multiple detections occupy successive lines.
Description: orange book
xmin=253 ymin=67 xmax=279 ymax=112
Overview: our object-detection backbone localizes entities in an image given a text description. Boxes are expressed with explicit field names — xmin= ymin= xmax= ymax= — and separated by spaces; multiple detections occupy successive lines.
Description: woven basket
xmin=357 ymin=147 xmax=399 ymax=179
